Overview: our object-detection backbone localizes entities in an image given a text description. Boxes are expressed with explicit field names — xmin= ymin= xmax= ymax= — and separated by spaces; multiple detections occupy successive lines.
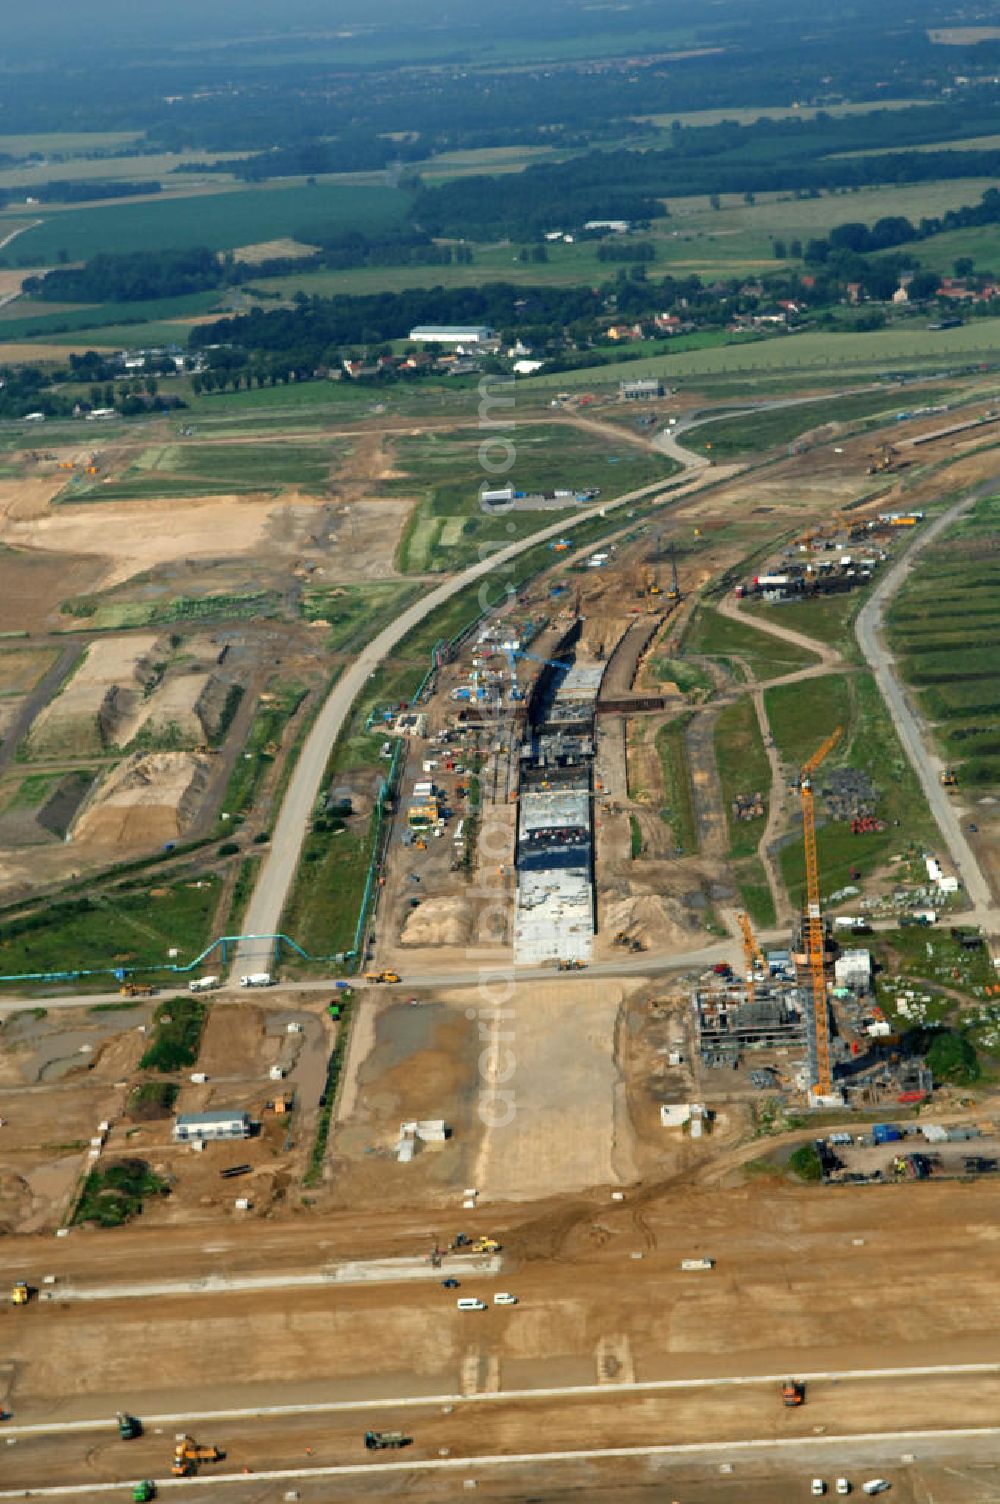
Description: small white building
xmin=409 ymin=325 xmax=495 ymax=346
xmin=173 ymin=1110 xmax=253 ymax=1143
xmin=660 ymin=1102 xmax=704 ymax=1129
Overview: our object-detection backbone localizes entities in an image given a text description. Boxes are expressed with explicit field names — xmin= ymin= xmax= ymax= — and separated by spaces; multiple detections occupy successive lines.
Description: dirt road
xmin=9 ymin=1370 xmax=1000 ymax=1494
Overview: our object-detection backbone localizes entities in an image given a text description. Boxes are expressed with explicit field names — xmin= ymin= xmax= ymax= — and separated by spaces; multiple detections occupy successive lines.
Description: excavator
xmin=171 ymin=1436 xmax=225 ymax=1477
xmin=865 ymin=442 xmax=908 ymax=476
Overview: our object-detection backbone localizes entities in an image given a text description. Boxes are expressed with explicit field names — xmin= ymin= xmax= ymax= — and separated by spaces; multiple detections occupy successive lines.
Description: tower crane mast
xmin=737 ymin=909 xmax=766 ymax=1004
xmin=799 ymin=726 xmax=843 ymax=1099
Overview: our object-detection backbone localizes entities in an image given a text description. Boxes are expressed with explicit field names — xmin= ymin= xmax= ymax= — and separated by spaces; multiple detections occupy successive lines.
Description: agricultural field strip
xmin=855 ymin=486 xmax=996 ymax=916
xmin=9 ymin=1360 xmax=1000 ymax=1437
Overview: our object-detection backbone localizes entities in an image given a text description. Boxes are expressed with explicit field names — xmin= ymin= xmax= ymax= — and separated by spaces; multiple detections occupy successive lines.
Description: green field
xmin=714 ymin=696 xmax=771 ymax=860
xmin=0 ymin=182 xmax=410 ymax=265
xmin=654 ymin=714 xmax=698 ymax=856
xmin=765 ymin=672 xmax=939 ymax=904
xmin=901 ymin=223 xmax=1000 ymax=276
xmin=0 ymin=149 xmax=244 ymax=193
xmin=887 ymin=493 xmax=1000 ymax=788
xmin=684 ymin=386 xmax=954 ymax=458
xmin=300 ymin=582 xmax=423 ymax=653
xmin=68 ymin=439 xmax=346 ymax=501
xmin=392 ymin=423 xmax=675 ymax=573
xmin=0 ymin=877 xmax=220 ymax=984
xmin=218 ymin=680 xmax=311 ymax=824
xmin=526 ymin=318 xmax=1000 ymax=391
xmin=0 ymin=290 xmax=226 ymax=342
xmin=685 ymin=604 xmax=819 ymax=680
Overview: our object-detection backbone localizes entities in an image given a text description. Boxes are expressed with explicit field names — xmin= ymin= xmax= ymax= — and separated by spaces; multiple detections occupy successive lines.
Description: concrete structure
xmin=408 ymin=325 xmax=494 ymax=345
xmin=513 ymin=643 xmax=605 ymax=966
xmin=173 ymin=1110 xmax=253 ymax=1143
xmin=834 ymin=949 xmax=872 ymax=995
xmin=620 ymin=377 xmax=663 ymax=401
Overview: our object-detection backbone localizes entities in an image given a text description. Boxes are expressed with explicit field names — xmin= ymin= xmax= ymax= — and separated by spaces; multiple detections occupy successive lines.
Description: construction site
xmin=0 ymin=372 xmax=999 ymax=1503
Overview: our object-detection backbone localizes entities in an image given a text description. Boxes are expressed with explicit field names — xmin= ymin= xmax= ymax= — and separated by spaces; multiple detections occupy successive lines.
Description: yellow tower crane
xmin=799 ymin=726 xmax=843 ymax=1100
xmin=737 ymin=909 xmax=766 ymax=1003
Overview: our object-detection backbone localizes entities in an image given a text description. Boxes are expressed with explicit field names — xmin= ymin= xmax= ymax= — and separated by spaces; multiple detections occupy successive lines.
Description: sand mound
xmin=603 ymin=891 xmax=697 ymax=951
xmin=71 ymin=751 xmax=212 ymax=848
xmin=400 ymin=896 xmax=473 ymax=948
xmin=28 ymin=634 xmax=160 ymax=758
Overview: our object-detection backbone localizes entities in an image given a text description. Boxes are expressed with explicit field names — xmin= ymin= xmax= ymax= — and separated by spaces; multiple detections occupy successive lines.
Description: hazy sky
xmin=1 ymin=0 xmax=532 ymax=53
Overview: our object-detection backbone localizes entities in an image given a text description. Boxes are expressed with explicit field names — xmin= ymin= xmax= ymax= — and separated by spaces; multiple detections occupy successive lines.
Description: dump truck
xmin=472 ymin=1236 xmax=501 ymax=1254
xmin=782 ymin=1379 xmax=806 ymax=1406
xmin=556 ymin=958 xmax=586 ymax=971
xmin=940 ymin=768 xmax=957 ymax=786
xmin=120 ymin=983 xmax=155 ymax=998
xmin=364 ymin=970 xmax=401 ymax=984
xmin=172 ymin=1437 xmax=225 ymax=1476
xmin=132 ymin=1484 xmax=156 ymax=1503
xmin=11 ymin=1280 xmax=29 ymax=1306
xmin=364 ymin=1430 xmax=411 ymax=1450
xmin=117 ymin=1412 xmax=142 ymax=1440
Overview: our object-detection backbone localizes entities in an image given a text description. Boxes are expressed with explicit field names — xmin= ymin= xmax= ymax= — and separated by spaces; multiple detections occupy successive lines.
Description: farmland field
xmin=0 ymin=182 xmax=410 ymax=265
xmin=886 ymin=492 xmax=1000 ymax=789
xmin=0 ymin=290 xmax=226 ymax=342
xmin=526 ymin=317 xmax=1000 ymax=390
xmin=0 ymin=150 xmax=245 ymax=192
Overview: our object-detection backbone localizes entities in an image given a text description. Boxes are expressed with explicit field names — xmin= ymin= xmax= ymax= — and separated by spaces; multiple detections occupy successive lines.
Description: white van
xmin=456 ymin=1298 xmax=487 ymax=1311
xmin=493 ymin=1292 xmax=518 ymax=1306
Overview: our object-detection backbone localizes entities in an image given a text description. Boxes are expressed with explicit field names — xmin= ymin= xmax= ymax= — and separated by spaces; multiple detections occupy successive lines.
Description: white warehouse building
xmin=408 ymin=325 xmax=495 ymax=345
xmin=173 ymin=1110 xmax=253 ymax=1143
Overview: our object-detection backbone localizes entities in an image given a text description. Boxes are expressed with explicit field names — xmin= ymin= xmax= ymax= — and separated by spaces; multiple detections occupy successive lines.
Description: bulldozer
xmin=171 ymin=1436 xmax=225 ymax=1476
xmin=472 ymin=1236 xmax=501 ymax=1254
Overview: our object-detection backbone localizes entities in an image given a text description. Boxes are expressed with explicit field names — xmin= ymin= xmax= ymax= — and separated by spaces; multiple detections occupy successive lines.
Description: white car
xmin=862 ymin=1484 xmax=890 ymax=1497
xmin=811 ymin=1482 xmax=826 ymax=1497
xmin=836 ymin=1482 xmax=851 ymax=1496
xmin=494 ymin=1292 xmax=518 ymax=1306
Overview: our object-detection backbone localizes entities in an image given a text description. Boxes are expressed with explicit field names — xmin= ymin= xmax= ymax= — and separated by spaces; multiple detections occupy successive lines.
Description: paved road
xmin=233 ymin=460 xmax=719 ymax=976
xmin=855 ymin=486 xmax=996 ymax=920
